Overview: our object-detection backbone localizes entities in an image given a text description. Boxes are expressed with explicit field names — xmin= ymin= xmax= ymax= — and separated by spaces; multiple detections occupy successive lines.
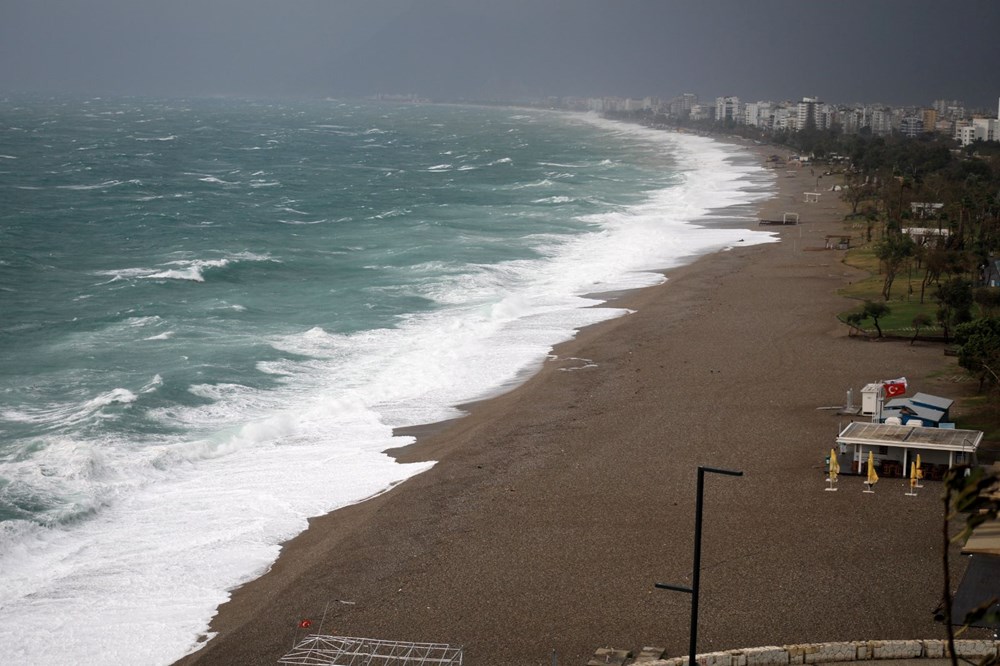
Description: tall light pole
xmin=656 ymin=466 xmax=743 ymax=666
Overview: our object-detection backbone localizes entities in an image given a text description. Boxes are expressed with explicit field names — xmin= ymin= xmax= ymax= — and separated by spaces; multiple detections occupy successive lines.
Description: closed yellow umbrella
xmin=916 ymin=454 xmax=924 ymax=483
xmin=907 ymin=461 xmax=918 ymax=494
xmin=866 ymin=451 xmax=879 ymax=489
xmin=825 ymin=448 xmax=841 ymax=491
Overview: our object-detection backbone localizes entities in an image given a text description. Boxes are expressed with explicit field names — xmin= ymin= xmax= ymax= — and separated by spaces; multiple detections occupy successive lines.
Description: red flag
xmin=298 ymin=619 xmax=312 ymax=629
xmin=883 ymin=377 xmax=907 ymax=398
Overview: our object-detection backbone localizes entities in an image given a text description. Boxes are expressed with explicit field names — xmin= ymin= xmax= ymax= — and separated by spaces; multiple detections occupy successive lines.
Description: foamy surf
xmin=0 ymin=97 xmax=775 ymax=666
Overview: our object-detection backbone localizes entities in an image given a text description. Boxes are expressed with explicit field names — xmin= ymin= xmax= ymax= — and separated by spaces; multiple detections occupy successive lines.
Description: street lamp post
xmin=656 ymin=466 xmax=743 ymax=666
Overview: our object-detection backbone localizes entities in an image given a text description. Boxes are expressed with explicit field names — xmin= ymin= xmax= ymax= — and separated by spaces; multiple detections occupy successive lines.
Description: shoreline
xmin=177 ymin=136 xmax=974 ymax=666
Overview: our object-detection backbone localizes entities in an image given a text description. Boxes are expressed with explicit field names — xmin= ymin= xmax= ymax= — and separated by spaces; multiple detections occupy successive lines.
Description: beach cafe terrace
xmin=835 ymin=421 xmax=983 ymax=480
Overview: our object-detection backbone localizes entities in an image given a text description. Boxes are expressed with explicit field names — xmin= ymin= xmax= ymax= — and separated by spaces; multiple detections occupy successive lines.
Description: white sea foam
xmin=56 ymin=180 xmax=123 ymax=190
xmin=513 ymin=178 xmax=555 ymax=189
xmin=98 ymin=252 xmax=275 ymax=283
xmin=0 ymin=110 xmax=776 ymax=666
xmin=532 ymin=196 xmax=576 ymax=204
xmin=197 ymin=175 xmax=237 ymax=185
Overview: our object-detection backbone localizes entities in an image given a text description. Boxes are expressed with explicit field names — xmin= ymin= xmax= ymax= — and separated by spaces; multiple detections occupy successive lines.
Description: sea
xmin=0 ymin=95 xmax=777 ymax=665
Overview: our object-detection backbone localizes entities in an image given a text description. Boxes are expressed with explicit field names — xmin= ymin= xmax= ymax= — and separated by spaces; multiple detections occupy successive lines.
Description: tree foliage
xmin=955 ymin=317 xmax=1000 ymax=391
xmin=862 ymin=300 xmax=890 ymax=337
xmin=874 ymin=233 xmax=915 ymax=300
xmin=936 ymin=278 xmax=974 ymax=342
xmin=911 ymin=313 xmax=932 ymax=345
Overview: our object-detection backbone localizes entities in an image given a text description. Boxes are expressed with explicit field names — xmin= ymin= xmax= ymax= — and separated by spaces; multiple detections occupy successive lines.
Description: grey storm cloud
xmin=1 ymin=0 xmax=998 ymax=107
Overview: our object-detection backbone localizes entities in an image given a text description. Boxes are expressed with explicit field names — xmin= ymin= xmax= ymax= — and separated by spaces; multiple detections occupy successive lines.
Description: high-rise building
xmin=715 ymin=96 xmax=741 ymax=123
xmin=921 ymin=108 xmax=937 ymax=132
xmin=900 ymin=117 xmax=924 ymax=137
xmin=870 ymin=108 xmax=892 ymax=135
xmin=796 ymin=97 xmax=820 ymax=131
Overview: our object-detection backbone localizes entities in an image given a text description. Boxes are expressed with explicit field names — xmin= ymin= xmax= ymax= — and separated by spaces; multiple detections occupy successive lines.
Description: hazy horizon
xmin=1 ymin=0 xmax=998 ymax=109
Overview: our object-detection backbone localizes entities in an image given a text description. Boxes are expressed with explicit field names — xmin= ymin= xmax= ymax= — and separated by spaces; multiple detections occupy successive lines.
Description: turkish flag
xmin=884 ymin=377 xmax=907 ymax=398
xmin=298 ymin=619 xmax=312 ymax=629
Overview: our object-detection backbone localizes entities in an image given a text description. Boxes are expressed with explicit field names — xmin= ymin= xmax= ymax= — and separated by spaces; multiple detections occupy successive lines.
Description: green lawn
xmin=837 ymin=245 xmax=945 ymax=338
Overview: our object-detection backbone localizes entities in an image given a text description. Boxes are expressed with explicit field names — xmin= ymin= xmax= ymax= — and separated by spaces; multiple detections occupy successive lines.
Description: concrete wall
xmin=645 ymin=640 xmax=1000 ymax=666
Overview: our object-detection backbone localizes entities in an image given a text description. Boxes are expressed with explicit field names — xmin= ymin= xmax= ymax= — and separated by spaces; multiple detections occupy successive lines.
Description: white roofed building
xmin=835 ymin=421 xmax=982 ymax=480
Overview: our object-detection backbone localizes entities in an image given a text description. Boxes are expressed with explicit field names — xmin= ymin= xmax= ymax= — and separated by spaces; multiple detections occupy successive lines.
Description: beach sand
xmin=177 ymin=139 xmax=976 ymax=666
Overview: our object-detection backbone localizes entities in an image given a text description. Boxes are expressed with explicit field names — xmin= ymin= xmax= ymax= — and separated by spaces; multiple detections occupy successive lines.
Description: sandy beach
xmin=177 ymin=137 xmax=974 ymax=665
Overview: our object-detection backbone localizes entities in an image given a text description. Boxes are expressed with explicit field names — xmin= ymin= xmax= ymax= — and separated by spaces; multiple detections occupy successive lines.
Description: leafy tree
xmin=920 ymin=249 xmax=950 ymax=303
xmin=973 ymin=287 xmax=1000 ymax=318
xmin=874 ymin=233 xmax=915 ymax=300
xmin=911 ymin=313 xmax=932 ymax=345
xmin=840 ymin=172 xmax=873 ymax=216
xmin=862 ymin=300 xmax=890 ymax=337
xmin=936 ymin=278 xmax=974 ymax=342
xmin=845 ymin=312 xmax=867 ymax=336
xmin=955 ymin=317 xmax=1000 ymax=392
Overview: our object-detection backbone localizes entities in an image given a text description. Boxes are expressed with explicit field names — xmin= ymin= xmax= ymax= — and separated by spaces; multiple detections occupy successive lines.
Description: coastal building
xmin=880 ymin=392 xmax=954 ymax=428
xmin=796 ymin=97 xmax=820 ymax=131
xmin=934 ymin=118 xmax=954 ymax=135
xmin=900 ymin=116 xmax=924 ymax=137
xmin=934 ymin=98 xmax=965 ymax=119
xmin=666 ymin=93 xmax=698 ymax=118
xmin=835 ymin=421 xmax=982 ymax=479
xmin=715 ymin=96 xmax=741 ymax=124
xmin=773 ymin=106 xmax=795 ymax=131
xmin=870 ymin=108 xmax=893 ymax=135
xmin=974 ymin=117 xmax=999 ymax=142
xmin=956 ymin=122 xmax=977 ymax=146
xmin=744 ymin=101 xmax=773 ymax=128
xmin=689 ymin=104 xmax=710 ymax=121
xmin=840 ymin=107 xmax=865 ymax=134
xmin=956 ymin=118 xmax=1000 ymax=146
xmin=922 ymin=108 xmax=938 ymax=132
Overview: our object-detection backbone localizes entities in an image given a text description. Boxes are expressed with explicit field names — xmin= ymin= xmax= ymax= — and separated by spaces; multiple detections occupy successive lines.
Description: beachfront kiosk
xmin=835 ymin=421 xmax=982 ymax=479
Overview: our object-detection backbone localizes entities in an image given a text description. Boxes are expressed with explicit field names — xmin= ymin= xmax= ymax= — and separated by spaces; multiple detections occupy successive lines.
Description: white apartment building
xmin=796 ymin=97 xmax=821 ymax=130
xmin=870 ymin=108 xmax=893 ymax=135
xmin=900 ymin=116 xmax=924 ymax=137
xmin=956 ymin=117 xmax=1000 ymax=146
xmin=689 ymin=104 xmax=710 ymax=121
xmin=743 ymin=101 xmax=773 ymax=128
xmin=773 ymin=107 xmax=795 ymax=131
xmin=956 ymin=123 xmax=977 ymax=146
xmin=715 ymin=96 xmax=741 ymax=123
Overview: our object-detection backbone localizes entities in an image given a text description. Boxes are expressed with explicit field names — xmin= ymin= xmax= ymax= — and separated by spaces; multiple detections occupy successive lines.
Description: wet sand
xmin=177 ymin=139 xmax=971 ymax=665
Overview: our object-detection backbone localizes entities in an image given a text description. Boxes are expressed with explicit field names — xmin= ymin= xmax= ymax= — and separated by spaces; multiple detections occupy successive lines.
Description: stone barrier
xmin=645 ymin=640 xmax=1000 ymax=666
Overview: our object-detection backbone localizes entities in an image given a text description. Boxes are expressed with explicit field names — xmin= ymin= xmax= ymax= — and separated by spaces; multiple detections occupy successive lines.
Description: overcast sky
xmin=1 ymin=0 xmax=998 ymax=108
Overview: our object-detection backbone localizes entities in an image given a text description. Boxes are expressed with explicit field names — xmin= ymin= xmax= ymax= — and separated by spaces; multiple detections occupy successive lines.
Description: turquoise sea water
xmin=0 ymin=95 xmax=775 ymax=664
